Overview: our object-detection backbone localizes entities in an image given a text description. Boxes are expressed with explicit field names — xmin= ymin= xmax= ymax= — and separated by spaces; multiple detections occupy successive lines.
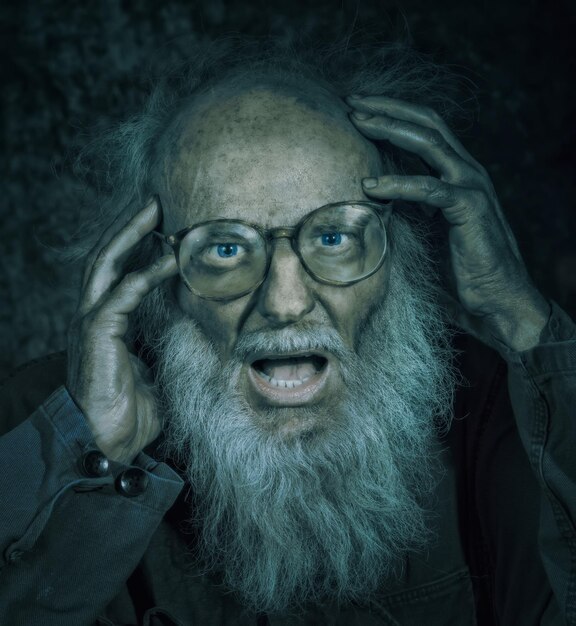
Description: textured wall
xmin=1 ymin=0 xmax=575 ymax=379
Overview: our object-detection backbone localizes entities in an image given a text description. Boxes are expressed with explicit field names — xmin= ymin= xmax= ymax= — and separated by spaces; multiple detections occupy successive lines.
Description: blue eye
xmin=217 ymin=243 xmax=239 ymax=257
xmin=321 ymin=232 xmax=343 ymax=246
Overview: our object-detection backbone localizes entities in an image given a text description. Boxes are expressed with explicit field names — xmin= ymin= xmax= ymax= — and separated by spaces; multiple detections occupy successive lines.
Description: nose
xmin=256 ymin=239 xmax=315 ymax=326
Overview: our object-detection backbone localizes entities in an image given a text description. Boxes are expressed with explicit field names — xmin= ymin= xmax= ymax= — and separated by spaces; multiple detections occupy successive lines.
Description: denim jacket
xmin=0 ymin=303 xmax=575 ymax=625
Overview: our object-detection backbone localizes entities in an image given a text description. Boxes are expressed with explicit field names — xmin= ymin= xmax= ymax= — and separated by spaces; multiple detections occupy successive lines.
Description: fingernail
xmin=352 ymin=111 xmax=373 ymax=121
xmin=348 ymin=94 xmax=364 ymax=100
xmin=362 ymin=177 xmax=378 ymax=189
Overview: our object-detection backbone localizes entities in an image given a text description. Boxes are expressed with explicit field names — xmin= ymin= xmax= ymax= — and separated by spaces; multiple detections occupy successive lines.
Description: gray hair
xmin=69 ymin=37 xmax=467 ymax=276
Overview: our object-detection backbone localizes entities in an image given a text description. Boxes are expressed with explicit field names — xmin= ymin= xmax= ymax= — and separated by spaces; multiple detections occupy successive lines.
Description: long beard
xmin=139 ymin=219 xmax=456 ymax=615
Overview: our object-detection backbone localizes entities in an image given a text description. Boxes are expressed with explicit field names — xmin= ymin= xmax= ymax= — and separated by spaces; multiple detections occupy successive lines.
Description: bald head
xmin=155 ymin=85 xmax=384 ymax=233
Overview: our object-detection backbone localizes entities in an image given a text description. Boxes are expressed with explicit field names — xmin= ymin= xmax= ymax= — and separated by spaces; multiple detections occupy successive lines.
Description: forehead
xmin=157 ymin=87 xmax=382 ymax=231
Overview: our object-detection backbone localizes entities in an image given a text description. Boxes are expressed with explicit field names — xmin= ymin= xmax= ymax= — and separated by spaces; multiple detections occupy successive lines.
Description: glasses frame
xmin=153 ymin=200 xmax=392 ymax=301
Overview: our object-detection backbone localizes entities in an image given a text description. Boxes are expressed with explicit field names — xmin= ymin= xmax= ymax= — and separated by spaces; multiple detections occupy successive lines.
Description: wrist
xmin=489 ymin=292 xmax=551 ymax=352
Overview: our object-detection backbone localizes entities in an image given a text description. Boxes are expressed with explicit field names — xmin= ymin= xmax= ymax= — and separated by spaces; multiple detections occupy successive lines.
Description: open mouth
xmin=247 ymin=351 xmax=331 ymax=405
xmin=252 ymin=354 xmax=327 ymax=388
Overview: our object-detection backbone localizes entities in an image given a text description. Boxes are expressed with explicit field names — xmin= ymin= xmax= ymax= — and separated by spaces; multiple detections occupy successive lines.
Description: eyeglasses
xmin=154 ymin=201 xmax=391 ymax=301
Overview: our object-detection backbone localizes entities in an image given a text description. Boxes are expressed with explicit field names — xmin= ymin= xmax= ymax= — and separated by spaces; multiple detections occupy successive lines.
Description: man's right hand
xmin=66 ymin=198 xmax=178 ymax=464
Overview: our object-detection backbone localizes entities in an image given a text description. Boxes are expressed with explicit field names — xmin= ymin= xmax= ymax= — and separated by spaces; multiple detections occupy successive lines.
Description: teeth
xmin=256 ymin=371 xmax=312 ymax=387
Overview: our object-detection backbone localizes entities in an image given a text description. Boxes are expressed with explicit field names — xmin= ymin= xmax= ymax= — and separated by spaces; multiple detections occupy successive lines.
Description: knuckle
xmin=421 ymin=176 xmax=441 ymax=195
xmin=122 ymin=271 xmax=145 ymax=292
xmin=424 ymin=129 xmax=444 ymax=148
xmin=429 ymin=181 xmax=454 ymax=204
xmin=122 ymin=271 xmax=138 ymax=287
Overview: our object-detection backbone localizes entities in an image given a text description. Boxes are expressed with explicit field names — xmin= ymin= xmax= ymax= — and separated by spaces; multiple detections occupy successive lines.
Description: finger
xmin=363 ymin=174 xmax=523 ymax=260
xmin=361 ymin=175 xmax=487 ymax=223
xmin=350 ymin=112 xmax=486 ymax=189
xmin=80 ymin=199 xmax=161 ymax=311
xmin=91 ymin=254 xmax=178 ymax=332
xmin=82 ymin=197 xmax=155 ymax=289
xmin=347 ymin=95 xmax=481 ymax=171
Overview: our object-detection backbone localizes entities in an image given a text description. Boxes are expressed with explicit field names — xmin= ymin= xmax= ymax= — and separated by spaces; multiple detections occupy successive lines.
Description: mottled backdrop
xmin=1 ymin=0 xmax=575 ymax=379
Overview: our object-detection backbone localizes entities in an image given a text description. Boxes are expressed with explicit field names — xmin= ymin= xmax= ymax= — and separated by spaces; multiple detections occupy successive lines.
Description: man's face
xmin=158 ymin=88 xmax=387 ymax=437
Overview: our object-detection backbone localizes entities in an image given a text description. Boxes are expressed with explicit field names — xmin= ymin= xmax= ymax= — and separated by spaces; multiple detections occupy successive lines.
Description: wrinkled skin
xmin=347 ymin=95 xmax=550 ymax=350
xmin=66 ymin=90 xmax=550 ymax=463
xmin=159 ymin=90 xmax=390 ymax=436
xmin=66 ymin=200 xmax=177 ymax=463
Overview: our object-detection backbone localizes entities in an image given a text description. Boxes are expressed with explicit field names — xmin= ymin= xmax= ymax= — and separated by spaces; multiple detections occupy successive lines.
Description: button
xmin=80 ymin=450 xmax=110 ymax=478
xmin=116 ymin=467 xmax=149 ymax=497
xmin=7 ymin=549 xmax=24 ymax=564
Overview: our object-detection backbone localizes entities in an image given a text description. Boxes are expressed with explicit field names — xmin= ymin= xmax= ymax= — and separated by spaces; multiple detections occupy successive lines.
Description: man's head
xmin=79 ymin=40 xmax=460 ymax=615
xmin=154 ymin=84 xmax=393 ymax=438
xmin=137 ymin=77 xmax=455 ymax=614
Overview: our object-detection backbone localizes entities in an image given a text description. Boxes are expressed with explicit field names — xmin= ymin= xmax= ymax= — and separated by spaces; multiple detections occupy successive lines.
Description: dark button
xmin=7 ymin=549 xmax=24 ymax=564
xmin=116 ymin=467 xmax=149 ymax=497
xmin=80 ymin=450 xmax=110 ymax=478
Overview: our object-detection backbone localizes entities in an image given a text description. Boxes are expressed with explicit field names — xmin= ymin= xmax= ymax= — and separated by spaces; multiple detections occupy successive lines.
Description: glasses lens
xmin=298 ymin=204 xmax=386 ymax=283
xmin=178 ymin=222 xmax=266 ymax=298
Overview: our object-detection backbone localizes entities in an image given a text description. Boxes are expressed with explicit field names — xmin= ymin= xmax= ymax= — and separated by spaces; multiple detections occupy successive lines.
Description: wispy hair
xmin=67 ymin=36 xmax=468 ymax=279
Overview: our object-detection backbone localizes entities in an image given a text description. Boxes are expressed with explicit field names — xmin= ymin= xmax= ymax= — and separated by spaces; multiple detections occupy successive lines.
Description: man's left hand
xmin=347 ymin=95 xmax=550 ymax=352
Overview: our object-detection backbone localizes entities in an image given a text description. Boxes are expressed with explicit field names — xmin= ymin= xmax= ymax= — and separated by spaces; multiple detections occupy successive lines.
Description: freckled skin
xmin=158 ymin=89 xmax=390 ymax=418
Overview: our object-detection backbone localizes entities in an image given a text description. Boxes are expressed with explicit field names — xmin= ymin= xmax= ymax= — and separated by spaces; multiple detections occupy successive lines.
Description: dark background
xmin=1 ymin=0 xmax=575 ymax=380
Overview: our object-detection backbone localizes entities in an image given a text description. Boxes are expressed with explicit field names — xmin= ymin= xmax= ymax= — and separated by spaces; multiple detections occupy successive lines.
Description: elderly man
xmin=1 ymin=42 xmax=575 ymax=625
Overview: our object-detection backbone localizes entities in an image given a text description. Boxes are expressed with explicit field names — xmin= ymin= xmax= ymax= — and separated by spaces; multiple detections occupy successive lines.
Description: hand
xmin=66 ymin=198 xmax=178 ymax=464
xmin=347 ymin=95 xmax=550 ymax=352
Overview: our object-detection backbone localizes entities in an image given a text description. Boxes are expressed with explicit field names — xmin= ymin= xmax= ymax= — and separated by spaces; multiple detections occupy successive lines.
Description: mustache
xmin=233 ymin=324 xmax=351 ymax=362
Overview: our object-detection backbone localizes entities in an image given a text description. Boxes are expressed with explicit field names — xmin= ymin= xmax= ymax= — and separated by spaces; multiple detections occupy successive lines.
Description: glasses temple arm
xmin=151 ymin=230 xmax=176 ymax=247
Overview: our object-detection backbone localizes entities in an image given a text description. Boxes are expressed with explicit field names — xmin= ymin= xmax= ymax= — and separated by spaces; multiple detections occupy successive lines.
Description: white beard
xmin=139 ymin=219 xmax=456 ymax=615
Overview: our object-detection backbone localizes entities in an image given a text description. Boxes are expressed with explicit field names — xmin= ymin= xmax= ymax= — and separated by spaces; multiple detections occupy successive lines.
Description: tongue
xmin=260 ymin=357 xmax=319 ymax=381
